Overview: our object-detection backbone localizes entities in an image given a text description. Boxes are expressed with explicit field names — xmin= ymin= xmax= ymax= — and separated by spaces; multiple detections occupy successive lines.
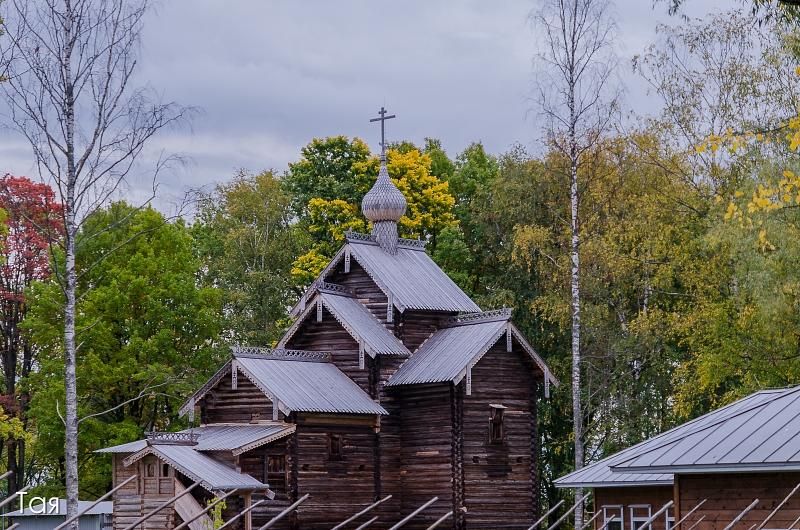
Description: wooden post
xmin=686 ymin=515 xmax=706 ymax=530
xmin=578 ymin=509 xmax=604 ymax=530
xmin=634 ymin=501 xmax=674 ymax=530
xmin=527 ymin=500 xmax=565 ymax=530
xmin=256 ymin=493 xmax=310 ymax=530
xmin=173 ymin=489 xmax=236 ymax=530
xmin=673 ymin=499 xmax=707 ymax=530
xmin=218 ymin=500 xmax=268 ymax=530
xmin=355 ymin=516 xmax=379 ymax=530
xmin=722 ymin=499 xmax=760 ymax=530
xmin=243 ymin=492 xmax=253 ymax=530
xmin=757 ymin=482 xmax=800 ymax=530
xmin=427 ymin=511 xmax=454 ymax=529
xmin=54 ymin=475 xmax=139 ymax=530
xmin=387 ymin=497 xmax=438 ymax=530
xmin=545 ymin=494 xmax=591 ymax=530
xmin=331 ymin=495 xmax=393 ymax=530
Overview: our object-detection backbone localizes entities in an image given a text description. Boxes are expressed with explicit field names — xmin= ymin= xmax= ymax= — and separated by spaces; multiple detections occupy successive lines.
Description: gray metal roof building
xmin=387 ymin=310 xmax=556 ymax=389
xmin=292 ymin=235 xmax=482 ymax=316
xmin=124 ymin=444 xmax=268 ymax=493
xmin=556 ymin=387 xmax=795 ymax=488
xmin=610 ymin=386 xmax=800 ymax=474
xmin=5 ymin=500 xmax=112 ymax=530
xmin=280 ymin=290 xmax=411 ymax=357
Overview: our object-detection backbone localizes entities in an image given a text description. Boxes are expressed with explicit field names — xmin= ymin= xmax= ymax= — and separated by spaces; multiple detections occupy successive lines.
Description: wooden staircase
xmin=173 ymin=479 xmax=213 ymax=530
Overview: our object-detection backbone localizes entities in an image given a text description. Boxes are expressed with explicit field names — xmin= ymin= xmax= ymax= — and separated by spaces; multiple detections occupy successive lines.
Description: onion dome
xmin=362 ymin=158 xmax=407 ymax=254
xmin=362 ymin=161 xmax=407 ymax=224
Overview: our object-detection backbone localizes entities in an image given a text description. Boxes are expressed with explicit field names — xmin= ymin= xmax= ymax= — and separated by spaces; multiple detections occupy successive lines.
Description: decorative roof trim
xmin=278 ymin=292 xmax=410 ymax=357
xmin=345 ymin=230 xmax=427 ymax=251
xmin=146 ymin=431 xmax=199 ymax=446
xmin=510 ymin=324 xmax=559 ymax=387
xmin=232 ymin=346 xmax=331 ymax=362
xmin=446 ymin=308 xmax=513 ymax=327
xmin=122 ymin=446 xmax=268 ymax=494
xmin=231 ymin=424 xmax=297 ymax=456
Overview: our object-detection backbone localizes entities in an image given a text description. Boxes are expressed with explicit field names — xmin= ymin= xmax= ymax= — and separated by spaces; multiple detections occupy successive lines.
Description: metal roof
xmin=124 ymin=444 xmax=268 ymax=493
xmin=279 ymin=291 xmax=411 ymax=357
xmin=186 ymin=423 xmax=296 ymax=455
xmin=96 ymin=439 xmax=148 ymax=454
xmin=386 ymin=310 xmax=556 ymax=388
xmin=610 ymin=386 xmax=800 ymax=475
xmin=6 ymin=500 xmax=113 ymax=517
xmin=291 ymin=236 xmax=481 ymax=316
xmin=555 ymin=388 xmax=792 ymax=488
xmin=235 ymin=352 xmax=388 ymax=415
xmin=348 ymin=238 xmax=481 ymax=313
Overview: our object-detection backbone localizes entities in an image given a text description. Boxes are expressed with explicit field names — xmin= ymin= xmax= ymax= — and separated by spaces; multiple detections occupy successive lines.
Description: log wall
xmin=459 ymin=340 xmax=538 ymax=528
xmin=112 ymin=454 xmax=177 ymax=530
xmin=676 ymin=472 xmax=800 ymax=530
xmin=202 ymin=374 xmax=273 ymax=424
xmin=397 ymin=383 xmax=455 ymax=529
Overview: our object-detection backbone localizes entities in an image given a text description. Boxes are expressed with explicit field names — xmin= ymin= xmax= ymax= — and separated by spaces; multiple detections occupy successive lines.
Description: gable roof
xmin=609 ymin=386 xmax=800 ymax=475
xmin=97 ymin=423 xmax=296 ymax=457
xmin=386 ymin=310 xmax=556 ymax=388
xmin=555 ymin=388 xmax=793 ymax=488
xmin=123 ymin=444 xmax=268 ymax=493
xmin=278 ymin=290 xmax=410 ymax=357
xmin=179 ymin=348 xmax=387 ymax=418
xmin=292 ymin=233 xmax=481 ymax=316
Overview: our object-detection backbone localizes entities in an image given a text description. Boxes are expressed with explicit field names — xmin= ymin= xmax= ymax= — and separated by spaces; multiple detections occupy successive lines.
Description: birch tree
xmin=0 ymin=0 xmax=185 ymax=524
xmin=533 ymin=0 xmax=618 ymax=525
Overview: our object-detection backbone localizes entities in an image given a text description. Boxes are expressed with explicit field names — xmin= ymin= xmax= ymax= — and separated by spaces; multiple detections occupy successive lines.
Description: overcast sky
xmin=0 ymin=0 xmax=724 ymax=212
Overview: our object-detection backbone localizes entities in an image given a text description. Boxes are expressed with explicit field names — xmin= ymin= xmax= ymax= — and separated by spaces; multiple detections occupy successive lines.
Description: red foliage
xmin=0 ymin=175 xmax=64 ymax=301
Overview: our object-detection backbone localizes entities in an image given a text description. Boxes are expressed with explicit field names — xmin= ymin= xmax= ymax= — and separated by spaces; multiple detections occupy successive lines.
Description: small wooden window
xmin=268 ymin=455 xmax=285 ymax=474
xmin=489 ymin=404 xmax=506 ymax=444
xmin=328 ymin=434 xmax=343 ymax=461
xmin=602 ymin=505 xmax=624 ymax=530
xmin=161 ymin=463 xmax=170 ymax=477
xmin=145 ymin=463 xmax=156 ymax=478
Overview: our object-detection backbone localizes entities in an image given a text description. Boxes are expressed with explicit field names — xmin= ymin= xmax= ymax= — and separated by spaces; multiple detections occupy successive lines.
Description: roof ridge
xmin=345 ymin=230 xmax=427 ymax=251
xmin=445 ymin=308 xmax=512 ymax=327
xmin=232 ymin=346 xmax=331 ymax=363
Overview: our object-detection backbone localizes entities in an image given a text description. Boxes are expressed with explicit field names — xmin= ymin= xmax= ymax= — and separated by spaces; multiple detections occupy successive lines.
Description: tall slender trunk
xmin=569 ymin=97 xmax=584 ymax=528
xmin=63 ymin=1 xmax=80 ymax=525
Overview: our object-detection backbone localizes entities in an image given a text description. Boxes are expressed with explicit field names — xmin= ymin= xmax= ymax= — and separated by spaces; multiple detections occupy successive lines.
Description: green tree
xmin=289 ymin=141 xmax=457 ymax=284
xmin=23 ymin=203 xmax=222 ymax=497
xmin=194 ymin=170 xmax=302 ymax=344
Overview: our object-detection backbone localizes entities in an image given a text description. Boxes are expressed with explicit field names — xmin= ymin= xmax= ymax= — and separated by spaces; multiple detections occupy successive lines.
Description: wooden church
xmin=100 ymin=111 xmax=557 ymax=530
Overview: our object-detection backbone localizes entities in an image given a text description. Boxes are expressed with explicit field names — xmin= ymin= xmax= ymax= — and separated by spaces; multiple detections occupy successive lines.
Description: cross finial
xmin=369 ymin=106 xmax=396 ymax=160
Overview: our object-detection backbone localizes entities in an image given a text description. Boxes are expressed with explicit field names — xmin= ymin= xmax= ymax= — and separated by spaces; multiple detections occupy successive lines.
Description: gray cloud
xmin=0 ymin=0 xmax=725 ymax=213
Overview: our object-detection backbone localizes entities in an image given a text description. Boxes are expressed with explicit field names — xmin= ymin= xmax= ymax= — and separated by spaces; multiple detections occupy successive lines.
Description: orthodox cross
xmin=369 ymin=106 xmax=396 ymax=158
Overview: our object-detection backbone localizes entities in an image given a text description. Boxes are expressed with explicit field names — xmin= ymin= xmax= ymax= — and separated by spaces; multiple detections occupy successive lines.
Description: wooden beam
xmin=355 ymin=516 xmax=379 ymax=530
xmin=598 ymin=515 xmax=617 ymax=530
xmin=673 ymin=499 xmax=707 ymax=530
xmin=6 ymin=523 xmax=19 ymax=530
xmin=0 ymin=471 xmax=13 ymax=482
xmin=426 ymin=511 xmax=453 ymax=529
xmin=256 ymin=493 xmax=310 ymax=530
xmin=634 ymin=501 xmax=674 ymax=530
xmin=578 ymin=509 xmax=604 ymax=530
xmin=757 ymin=482 xmax=800 ymax=530
xmin=545 ymin=494 xmax=590 ymax=530
xmin=686 ymin=515 xmax=706 ymax=530
xmin=0 ymin=491 xmax=26 ymax=511
xmin=331 ymin=495 xmax=392 ymax=530
xmin=173 ymin=489 xmax=236 ymax=530
xmin=54 ymin=475 xmax=139 ymax=530
xmin=243 ymin=492 xmax=252 ymax=530
xmin=527 ymin=500 xmax=565 ymax=530
xmin=723 ymin=499 xmax=760 ymax=530
xmin=388 ymin=497 xmax=438 ymax=530
xmin=218 ymin=500 xmax=267 ymax=530
xmin=122 ymin=481 xmax=200 ymax=530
